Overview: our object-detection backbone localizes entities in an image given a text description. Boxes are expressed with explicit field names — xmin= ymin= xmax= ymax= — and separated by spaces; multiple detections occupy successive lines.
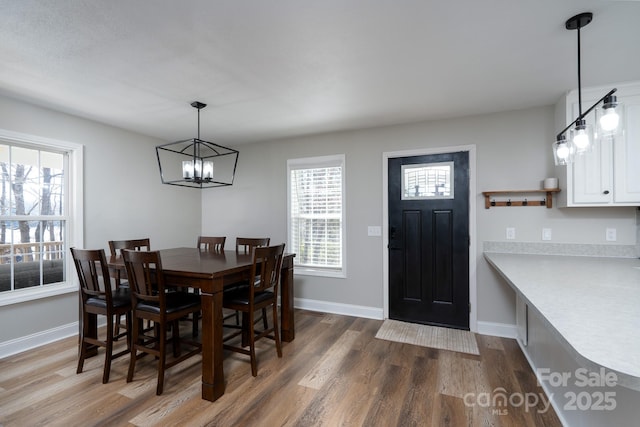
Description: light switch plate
xmin=367 ymin=226 xmax=382 ymax=236
xmin=542 ymin=228 xmax=552 ymax=241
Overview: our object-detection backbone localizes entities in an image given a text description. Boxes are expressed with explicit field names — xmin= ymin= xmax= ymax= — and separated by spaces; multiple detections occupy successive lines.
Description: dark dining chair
xmin=191 ymin=236 xmax=227 ymax=334
xmin=236 ymin=237 xmax=270 ymax=255
xmin=108 ymin=238 xmax=151 ymax=260
xmin=197 ymin=236 xmax=226 ymax=252
xmin=71 ymin=247 xmax=131 ymax=384
xmin=108 ymin=238 xmax=151 ymax=337
xmin=231 ymin=237 xmax=271 ymax=328
xmin=122 ymin=249 xmax=202 ymax=395
xmin=223 ymin=243 xmax=285 ymax=376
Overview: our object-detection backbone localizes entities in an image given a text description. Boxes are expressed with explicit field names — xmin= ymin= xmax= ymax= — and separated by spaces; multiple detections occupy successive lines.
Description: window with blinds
xmin=288 ymin=155 xmax=345 ymax=277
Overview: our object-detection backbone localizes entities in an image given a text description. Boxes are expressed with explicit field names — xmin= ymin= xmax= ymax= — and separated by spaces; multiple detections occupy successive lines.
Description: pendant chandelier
xmin=553 ymin=12 xmax=624 ymax=166
xmin=156 ymin=101 xmax=239 ymax=188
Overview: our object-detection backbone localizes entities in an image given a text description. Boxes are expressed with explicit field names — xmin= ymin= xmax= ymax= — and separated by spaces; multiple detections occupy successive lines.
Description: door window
xmin=401 ymin=161 xmax=454 ymax=200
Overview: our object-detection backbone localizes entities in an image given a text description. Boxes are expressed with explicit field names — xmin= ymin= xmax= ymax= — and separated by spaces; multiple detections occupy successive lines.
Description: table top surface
xmin=484 ymin=252 xmax=640 ymax=389
xmin=109 ymin=247 xmax=293 ymax=278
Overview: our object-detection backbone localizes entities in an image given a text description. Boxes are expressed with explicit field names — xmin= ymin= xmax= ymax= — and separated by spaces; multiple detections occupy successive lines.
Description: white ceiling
xmin=1 ymin=0 xmax=639 ymax=146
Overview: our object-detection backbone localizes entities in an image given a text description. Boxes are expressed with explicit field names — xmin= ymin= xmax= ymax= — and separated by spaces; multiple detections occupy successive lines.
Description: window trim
xmin=287 ymin=154 xmax=346 ymax=279
xmin=0 ymin=129 xmax=83 ymax=306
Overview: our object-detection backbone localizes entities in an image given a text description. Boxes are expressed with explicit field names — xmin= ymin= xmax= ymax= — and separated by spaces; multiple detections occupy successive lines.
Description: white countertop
xmin=484 ymin=252 xmax=640 ymax=390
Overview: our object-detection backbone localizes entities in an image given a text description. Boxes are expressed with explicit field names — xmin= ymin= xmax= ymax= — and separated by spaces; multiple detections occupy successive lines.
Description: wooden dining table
xmin=108 ymin=247 xmax=295 ymax=402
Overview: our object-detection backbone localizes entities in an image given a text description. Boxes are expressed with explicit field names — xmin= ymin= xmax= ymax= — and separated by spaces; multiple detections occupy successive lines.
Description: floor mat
xmin=375 ymin=319 xmax=480 ymax=355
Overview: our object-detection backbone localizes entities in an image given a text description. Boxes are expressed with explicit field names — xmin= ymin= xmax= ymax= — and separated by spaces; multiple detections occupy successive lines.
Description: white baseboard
xmin=294 ymin=297 xmax=383 ymax=320
xmin=292 ymin=300 xmax=517 ymax=337
xmin=2 ymin=300 xmax=380 ymax=359
xmin=1 ymin=310 xmax=512 ymax=359
xmin=476 ymin=320 xmax=518 ymax=339
xmin=0 ymin=321 xmax=79 ymax=359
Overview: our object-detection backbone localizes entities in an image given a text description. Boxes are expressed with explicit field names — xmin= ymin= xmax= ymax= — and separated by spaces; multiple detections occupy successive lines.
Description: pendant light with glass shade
xmin=553 ymin=12 xmax=623 ymax=166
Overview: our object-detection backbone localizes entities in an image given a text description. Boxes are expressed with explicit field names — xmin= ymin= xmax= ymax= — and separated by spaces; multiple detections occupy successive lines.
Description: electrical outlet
xmin=606 ymin=228 xmax=617 ymax=242
xmin=542 ymin=228 xmax=552 ymax=241
xmin=506 ymin=227 xmax=516 ymax=240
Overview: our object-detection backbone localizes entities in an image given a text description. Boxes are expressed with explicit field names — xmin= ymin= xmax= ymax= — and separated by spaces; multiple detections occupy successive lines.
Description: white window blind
xmin=288 ymin=155 xmax=345 ymax=277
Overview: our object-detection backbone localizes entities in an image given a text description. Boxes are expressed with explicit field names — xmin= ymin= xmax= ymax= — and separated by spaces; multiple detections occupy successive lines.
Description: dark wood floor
xmin=0 ymin=310 xmax=561 ymax=426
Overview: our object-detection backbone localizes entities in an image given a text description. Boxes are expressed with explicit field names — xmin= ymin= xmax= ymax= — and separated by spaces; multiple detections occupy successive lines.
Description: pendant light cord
xmin=577 ymin=25 xmax=583 ymax=118
xmin=196 ymin=107 xmax=201 ymax=157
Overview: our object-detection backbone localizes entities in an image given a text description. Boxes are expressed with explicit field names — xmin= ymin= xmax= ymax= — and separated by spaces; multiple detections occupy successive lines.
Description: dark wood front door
xmin=388 ymin=151 xmax=469 ymax=330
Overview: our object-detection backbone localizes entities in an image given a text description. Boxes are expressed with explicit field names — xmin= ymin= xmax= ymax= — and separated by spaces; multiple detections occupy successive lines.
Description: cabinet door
xmin=570 ymin=138 xmax=612 ymax=204
xmin=569 ymin=99 xmax=612 ymax=204
xmin=613 ymin=94 xmax=640 ymax=203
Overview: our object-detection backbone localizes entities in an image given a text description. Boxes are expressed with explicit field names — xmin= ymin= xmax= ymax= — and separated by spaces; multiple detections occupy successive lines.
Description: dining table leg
xmin=200 ymin=286 xmax=225 ymax=401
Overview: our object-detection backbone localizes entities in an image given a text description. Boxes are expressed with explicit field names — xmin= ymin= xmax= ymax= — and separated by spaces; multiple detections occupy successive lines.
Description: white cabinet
xmin=557 ymin=81 xmax=640 ymax=207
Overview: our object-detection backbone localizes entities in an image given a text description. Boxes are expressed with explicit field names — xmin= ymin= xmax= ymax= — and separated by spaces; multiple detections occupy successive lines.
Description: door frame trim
xmin=382 ymin=145 xmax=477 ymax=332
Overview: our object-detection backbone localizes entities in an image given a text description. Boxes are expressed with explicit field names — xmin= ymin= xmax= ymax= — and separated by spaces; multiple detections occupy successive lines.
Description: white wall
xmin=202 ymin=105 xmax=637 ymax=326
xmin=1 ymin=95 xmax=635 ymax=348
xmin=0 ymin=95 xmax=201 ymax=343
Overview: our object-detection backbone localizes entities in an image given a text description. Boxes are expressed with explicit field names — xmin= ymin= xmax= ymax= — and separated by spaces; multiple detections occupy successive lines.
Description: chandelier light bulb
xmin=572 ymin=119 xmax=590 ymax=151
xmin=573 ymin=130 xmax=589 ymax=149
xmin=599 ymin=107 xmax=619 ymax=132
xmin=194 ymin=158 xmax=203 ymax=178
xmin=553 ymin=135 xmax=573 ymax=166
xmin=182 ymin=160 xmax=194 ymax=179
xmin=556 ymin=143 xmax=570 ymax=159
xmin=202 ymin=161 xmax=214 ymax=180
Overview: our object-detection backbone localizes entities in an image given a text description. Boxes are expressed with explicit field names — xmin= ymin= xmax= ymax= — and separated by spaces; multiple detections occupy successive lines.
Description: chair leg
xmin=114 ymin=314 xmax=122 ymax=339
xmin=261 ymin=308 xmax=268 ymax=330
xmin=192 ymin=289 xmax=200 ymax=337
xmin=76 ymin=311 xmax=89 ymax=374
xmin=172 ymin=320 xmax=181 ymax=358
xmin=272 ymin=303 xmax=282 ymax=358
xmin=248 ymin=309 xmax=257 ymax=377
xmin=241 ymin=312 xmax=250 ymax=347
xmin=192 ymin=311 xmax=199 ymax=338
xmin=127 ymin=315 xmax=139 ymax=383
xmin=157 ymin=322 xmax=167 ymax=395
xmin=125 ymin=312 xmax=132 ymax=351
xmin=103 ymin=314 xmax=114 ymax=384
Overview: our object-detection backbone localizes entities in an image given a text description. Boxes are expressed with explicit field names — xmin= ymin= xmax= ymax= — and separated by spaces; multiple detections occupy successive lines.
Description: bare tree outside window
xmin=0 ymin=145 xmax=65 ymax=292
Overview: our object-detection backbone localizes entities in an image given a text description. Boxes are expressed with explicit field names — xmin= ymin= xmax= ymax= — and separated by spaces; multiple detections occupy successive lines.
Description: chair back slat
xmin=236 ymin=237 xmax=270 ymax=255
xmin=122 ymin=249 xmax=164 ymax=305
xmin=71 ymin=248 xmax=113 ymax=302
xmin=251 ymin=244 xmax=285 ymax=295
xmin=108 ymin=238 xmax=151 ymax=257
xmin=197 ymin=236 xmax=226 ymax=252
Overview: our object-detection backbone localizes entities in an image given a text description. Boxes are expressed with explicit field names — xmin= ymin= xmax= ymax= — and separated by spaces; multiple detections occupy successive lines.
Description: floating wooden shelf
xmin=482 ymin=189 xmax=561 ymax=209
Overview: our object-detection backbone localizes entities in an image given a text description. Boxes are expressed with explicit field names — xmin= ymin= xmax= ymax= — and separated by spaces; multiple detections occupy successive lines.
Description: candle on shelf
xmin=543 ymin=178 xmax=558 ymax=190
